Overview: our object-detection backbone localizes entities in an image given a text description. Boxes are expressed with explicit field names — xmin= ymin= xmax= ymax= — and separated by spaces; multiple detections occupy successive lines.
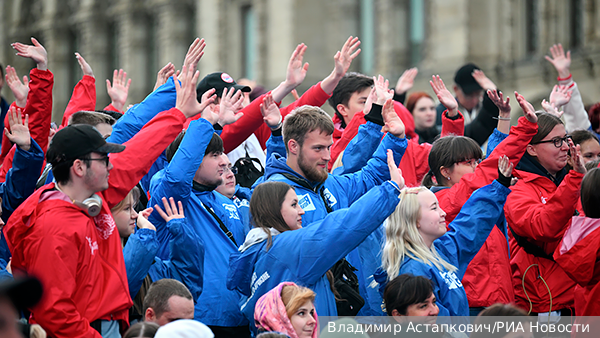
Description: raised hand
xmin=136 ymin=208 xmax=156 ymax=231
xmin=218 ymin=87 xmax=245 ymax=126
xmin=5 ymin=66 xmax=29 ymax=107
xmin=549 ymin=84 xmax=573 ymax=108
xmin=75 ymin=52 xmax=94 ymax=78
xmin=514 ymin=91 xmax=538 ymax=123
xmin=568 ymin=139 xmax=586 ymax=174
xmin=498 ymin=155 xmax=514 ymax=178
xmin=545 ymin=43 xmax=571 ymax=78
xmin=155 ymin=197 xmax=185 ymax=223
xmin=182 ymin=38 xmax=206 ymax=73
xmin=154 ymin=62 xmax=176 ymax=91
xmin=472 ymin=69 xmax=496 ymax=91
xmin=4 ymin=106 xmax=30 ymax=151
xmin=12 ymin=37 xmax=48 ymax=71
xmin=199 ymin=89 xmax=218 ymax=124
xmin=373 ymin=75 xmax=394 ymax=105
xmin=333 ymin=36 xmax=361 ymax=79
xmin=175 ymin=65 xmax=215 ymax=119
xmin=106 ymin=69 xmax=131 ymax=112
xmin=260 ymin=93 xmax=282 ymax=129
xmin=430 ymin=75 xmax=458 ymax=115
xmin=395 ymin=67 xmax=418 ymax=95
xmin=362 ymin=86 xmax=377 ymax=116
xmin=387 ymin=149 xmax=405 ymax=190
xmin=541 ymin=99 xmax=563 ymax=118
xmin=382 ymin=98 xmax=405 ymax=138
xmin=487 ymin=90 xmax=511 ymax=115
xmin=285 ymin=44 xmax=309 ymax=88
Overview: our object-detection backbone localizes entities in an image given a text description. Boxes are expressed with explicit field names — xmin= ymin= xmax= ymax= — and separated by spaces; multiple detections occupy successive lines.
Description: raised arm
xmin=61 ymin=53 xmax=96 ymax=127
xmin=105 ymin=69 xmax=131 ymax=113
xmin=320 ymin=36 xmax=361 ymax=95
xmin=464 ymin=70 xmax=499 ymax=145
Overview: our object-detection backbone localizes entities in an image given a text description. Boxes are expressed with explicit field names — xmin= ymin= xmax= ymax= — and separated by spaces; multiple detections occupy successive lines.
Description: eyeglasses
xmin=84 ymin=156 xmax=110 ymax=166
xmin=533 ymin=135 xmax=572 ymax=148
xmin=226 ymin=166 xmax=238 ymax=175
xmin=456 ymin=158 xmax=482 ymax=167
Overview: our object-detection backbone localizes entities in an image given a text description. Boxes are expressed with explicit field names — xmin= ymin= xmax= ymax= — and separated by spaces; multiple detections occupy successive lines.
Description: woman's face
xmin=405 ymin=293 xmax=440 ymax=317
xmin=580 ymin=138 xmax=600 ymax=164
xmin=290 ymin=300 xmax=316 ymax=338
xmin=412 ymin=97 xmax=437 ymax=130
xmin=417 ymin=190 xmax=447 ymax=245
xmin=281 ymin=189 xmax=305 ymax=230
xmin=446 ymin=158 xmax=479 ymax=186
xmin=113 ymin=194 xmax=137 ymax=239
xmin=529 ymin=124 xmax=569 ymax=175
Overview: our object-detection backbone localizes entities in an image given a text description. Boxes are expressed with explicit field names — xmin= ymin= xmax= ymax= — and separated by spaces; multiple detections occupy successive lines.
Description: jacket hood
xmin=516 ymin=152 xmax=567 ymax=186
xmin=264 ymin=154 xmax=322 ymax=190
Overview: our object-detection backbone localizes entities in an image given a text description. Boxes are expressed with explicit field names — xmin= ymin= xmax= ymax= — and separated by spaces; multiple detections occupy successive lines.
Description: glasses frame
xmin=83 ymin=156 xmax=110 ymax=166
xmin=532 ymin=135 xmax=572 ymax=148
xmin=455 ymin=158 xmax=482 ymax=167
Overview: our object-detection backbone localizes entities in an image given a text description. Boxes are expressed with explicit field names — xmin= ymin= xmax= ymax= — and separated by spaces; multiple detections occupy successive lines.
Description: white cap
xmin=154 ymin=319 xmax=214 ymax=338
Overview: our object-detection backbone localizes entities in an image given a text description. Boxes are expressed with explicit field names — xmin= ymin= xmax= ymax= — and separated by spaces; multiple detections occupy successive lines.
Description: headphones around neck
xmin=73 ymin=194 xmax=103 ymax=217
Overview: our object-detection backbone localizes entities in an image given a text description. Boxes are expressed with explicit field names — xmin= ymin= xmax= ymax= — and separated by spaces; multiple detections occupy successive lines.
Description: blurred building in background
xmin=1 ymin=0 xmax=599 ymax=121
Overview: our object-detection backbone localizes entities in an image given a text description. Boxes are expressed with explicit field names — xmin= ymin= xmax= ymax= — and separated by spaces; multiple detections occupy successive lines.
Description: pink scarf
xmin=254 ymin=282 xmax=319 ymax=338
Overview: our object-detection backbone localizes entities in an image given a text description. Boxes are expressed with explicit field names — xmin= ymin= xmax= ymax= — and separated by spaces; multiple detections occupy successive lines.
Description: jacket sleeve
xmin=24 ymin=215 xmax=103 ymax=338
xmin=557 ymin=76 xmax=591 ymax=132
xmin=464 ymin=91 xmax=499 ymax=145
xmin=61 ymin=75 xmax=96 ymax=128
xmin=505 ymin=170 xmax=584 ymax=242
xmin=436 ymin=180 xmax=511 ymax=279
xmin=335 ymin=121 xmax=382 ymax=175
xmin=438 ymin=116 xmax=537 ymax=222
xmin=440 ymin=110 xmax=465 ymax=137
xmin=0 ymin=102 xmax=19 ymax=164
xmin=280 ymin=82 xmax=331 ymax=115
xmin=123 ymin=228 xmax=159 ymax=298
xmin=265 ymin=134 xmax=286 ymax=160
xmin=1 ymin=139 xmax=44 ymax=222
xmin=294 ymin=181 xmax=401 ymax=284
xmin=103 ymin=108 xmax=187 ymax=209
xmin=107 ymin=78 xmax=177 ymax=145
xmin=220 ymin=94 xmax=266 ymax=153
xmin=148 ymin=217 xmax=205 ymax=301
xmin=485 ymin=128 xmax=509 ymax=158
xmin=328 ymin=111 xmax=366 ymax=171
xmin=103 ymin=103 xmax=124 ymax=114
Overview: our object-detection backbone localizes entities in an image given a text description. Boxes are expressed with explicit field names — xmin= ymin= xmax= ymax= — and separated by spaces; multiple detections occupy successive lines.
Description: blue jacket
xmin=227 ymin=181 xmax=402 ymax=325
xmin=377 ymin=181 xmax=510 ymax=318
xmin=332 ymin=122 xmax=382 ymax=175
xmin=0 ymin=139 xmax=45 ymax=261
xmin=149 ymin=118 xmax=248 ymax=327
xmin=233 ymin=185 xmax=252 ymax=233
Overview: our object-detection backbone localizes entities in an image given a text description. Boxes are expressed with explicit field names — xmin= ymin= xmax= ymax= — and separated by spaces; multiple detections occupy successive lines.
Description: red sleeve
xmin=103 ymin=103 xmax=124 ymax=114
xmin=0 ymin=102 xmax=20 ymax=163
xmin=438 ymin=116 xmax=539 ymax=222
xmin=280 ymin=81 xmax=331 ymax=116
xmin=403 ymin=140 xmax=432 ymax=187
xmin=506 ymin=171 xmax=584 ymax=242
xmin=394 ymin=101 xmax=416 ymax=140
xmin=0 ymin=146 xmax=16 ymax=182
xmin=61 ymin=75 xmax=96 ymax=127
xmin=328 ymin=111 xmax=366 ymax=171
xmin=441 ymin=110 xmax=465 ymax=137
xmin=104 ymin=108 xmax=187 ymax=209
xmin=255 ymin=125 xmax=272 ymax=150
xmin=220 ymin=94 xmax=266 ymax=153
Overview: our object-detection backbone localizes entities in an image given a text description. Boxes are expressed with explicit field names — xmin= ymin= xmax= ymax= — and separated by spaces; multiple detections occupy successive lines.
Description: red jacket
xmin=329 ymin=109 xmax=463 ymax=187
xmin=5 ymin=108 xmax=187 ymax=337
xmin=505 ymin=168 xmax=584 ymax=313
xmin=435 ymin=116 xmax=538 ymax=308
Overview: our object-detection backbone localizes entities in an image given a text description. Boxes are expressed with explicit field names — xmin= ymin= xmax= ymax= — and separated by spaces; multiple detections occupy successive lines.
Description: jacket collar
xmin=516 ymin=152 xmax=567 ymax=186
xmin=264 ymin=154 xmax=323 ymax=191
xmin=192 ymin=181 xmax=217 ymax=193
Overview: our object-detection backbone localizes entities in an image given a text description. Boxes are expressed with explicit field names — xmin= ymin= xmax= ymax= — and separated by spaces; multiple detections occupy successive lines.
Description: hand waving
xmin=545 ymin=43 xmax=571 ymax=78
xmin=154 ymin=62 xmax=176 ymax=91
xmin=218 ymin=87 xmax=245 ymax=126
xmin=4 ymin=106 xmax=30 ymax=151
xmin=395 ymin=67 xmax=418 ymax=95
xmin=155 ymin=197 xmax=185 ymax=223
xmin=106 ymin=69 xmax=132 ymax=112
xmin=5 ymin=66 xmax=29 ymax=107
xmin=549 ymin=84 xmax=573 ymax=108
xmin=285 ymin=44 xmax=309 ymax=88
xmin=514 ymin=91 xmax=538 ymax=123
xmin=430 ymin=75 xmax=458 ymax=114
xmin=260 ymin=93 xmax=282 ymax=129
xmin=387 ymin=149 xmax=405 ymax=190
xmin=75 ymin=53 xmax=94 ymax=78
xmin=175 ymin=66 xmax=215 ymax=119
xmin=332 ymin=36 xmax=361 ymax=78
xmin=382 ymin=98 xmax=405 ymax=138
xmin=12 ymin=37 xmax=48 ymax=71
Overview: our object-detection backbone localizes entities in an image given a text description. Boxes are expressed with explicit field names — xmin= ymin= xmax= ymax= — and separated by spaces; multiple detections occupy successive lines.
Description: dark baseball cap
xmin=454 ymin=63 xmax=482 ymax=95
xmin=47 ymin=124 xmax=125 ymax=165
xmin=196 ymin=72 xmax=251 ymax=101
xmin=0 ymin=276 xmax=43 ymax=310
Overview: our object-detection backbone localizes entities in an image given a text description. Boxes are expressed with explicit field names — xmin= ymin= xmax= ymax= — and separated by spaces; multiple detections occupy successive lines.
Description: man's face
xmin=215 ymin=154 xmax=236 ymax=199
xmin=338 ymin=87 xmax=371 ymax=126
xmin=83 ymin=152 xmax=113 ymax=193
xmin=193 ymin=151 xmax=227 ymax=187
xmin=296 ymin=130 xmax=333 ymax=183
xmin=454 ymin=85 xmax=482 ymax=111
xmin=148 ymin=295 xmax=194 ymax=327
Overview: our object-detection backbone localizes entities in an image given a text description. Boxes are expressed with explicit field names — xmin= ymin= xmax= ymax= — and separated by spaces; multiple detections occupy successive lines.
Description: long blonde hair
xmin=382 ymin=187 xmax=456 ymax=281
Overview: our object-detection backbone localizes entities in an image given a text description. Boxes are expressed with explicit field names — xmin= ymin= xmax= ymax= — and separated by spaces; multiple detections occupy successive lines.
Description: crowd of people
xmin=0 ymin=33 xmax=598 ymax=338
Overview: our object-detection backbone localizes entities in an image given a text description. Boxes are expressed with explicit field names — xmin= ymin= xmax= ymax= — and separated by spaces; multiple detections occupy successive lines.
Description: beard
xmin=298 ymin=151 xmax=329 ymax=183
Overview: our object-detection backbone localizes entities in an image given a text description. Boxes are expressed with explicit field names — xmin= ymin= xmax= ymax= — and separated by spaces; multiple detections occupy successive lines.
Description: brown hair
xmin=422 ymin=136 xmax=483 ymax=188
xmin=530 ymin=113 xmax=564 ymax=145
xmin=69 ymin=111 xmax=116 ymax=126
xmin=589 ymin=102 xmax=600 ymax=132
xmin=111 ymin=187 xmax=141 ymax=213
xmin=249 ymin=181 xmax=294 ymax=248
xmin=405 ymin=92 xmax=434 ymax=114
xmin=282 ymin=105 xmax=335 ymax=153
xmin=280 ymin=284 xmax=316 ymax=319
xmin=123 ymin=321 xmax=159 ymax=338
xmin=571 ymin=129 xmax=600 ymax=146
xmin=143 ymin=279 xmax=192 ymax=319
xmin=581 ymin=168 xmax=600 ymax=218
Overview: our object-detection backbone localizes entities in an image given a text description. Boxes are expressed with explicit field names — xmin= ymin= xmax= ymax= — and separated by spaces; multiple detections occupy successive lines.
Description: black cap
xmin=196 ymin=72 xmax=251 ymax=102
xmin=0 ymin=277 xmax=43 ymax=310
xmin=454 ymin=63 xmax=482 ymax=95
xmin=47 ymin=124 xmax=125 ymax=165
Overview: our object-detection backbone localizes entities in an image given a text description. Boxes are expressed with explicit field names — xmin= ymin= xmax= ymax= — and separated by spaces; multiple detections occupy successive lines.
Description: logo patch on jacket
xmin=439 ymin=271 xmax=463 ymax=290
xmin=297 ymin=193 xmax=316 ymax=211
xmin=94 ymin=213 xmax=116 ymax=240
xmin=322 ymin=188 xmax=338 ymax=208
xmin=223 ymin=204 xmax=241 ymax=220
xmin=86 ymin=236 xmax=98 ymax=255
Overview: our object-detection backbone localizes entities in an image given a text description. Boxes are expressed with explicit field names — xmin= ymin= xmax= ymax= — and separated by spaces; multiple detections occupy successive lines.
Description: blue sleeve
xmin=107 ymin=78 xmax=176 ymax=145
xmin=333 ymin=122 xmax=382 ymax=175
xmin=0 ymin=258 xmax=11 ymax=281
xmin=485 ymin=128 xmax=509 ymax=159
xmin=140 ymin=153 xmax=168 ymax=193
xmin=234 ymin=185 xmax=252 ymax=201
xmin=2 ymin=139 xmax=44 ymax=222
xmin=285 ymin=182 xmax=401 ymax=285
xmin=266 ymin=135 xmax=286 ymax=160
xmin=123 ymin=228 xmax=159 ymax=298
xmin=148 ymin=217 xmax=205 ymax=301
xmin=330 ymin=133 xmax=407 ymax=206
xmin=148 ymin=119 xmax=215 ymax=256
xmin=434 ymin=180 xmax=511 ymax=279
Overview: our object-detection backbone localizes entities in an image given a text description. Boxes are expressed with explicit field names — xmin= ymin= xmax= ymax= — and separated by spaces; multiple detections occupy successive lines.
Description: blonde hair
xmin=111 ymin=187 xmax=141 ymax=213
xmin=280 ymin=284 xmax=316 ymax=319
xmin=382 ymin=187 xmax=456 ymax=282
